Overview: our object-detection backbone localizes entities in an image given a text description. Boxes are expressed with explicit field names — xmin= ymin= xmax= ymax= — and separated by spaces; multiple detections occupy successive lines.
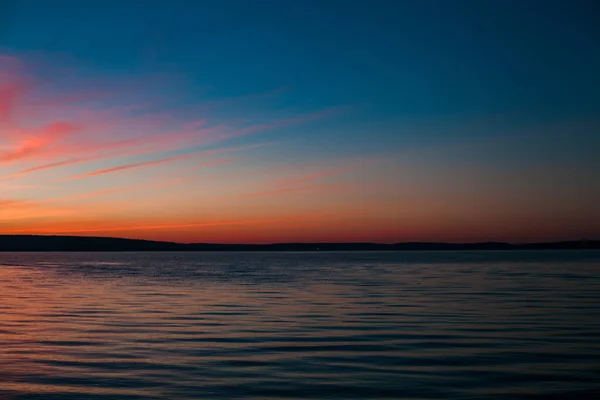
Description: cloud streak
xmin=55 ymin=143 xmax=268 ymax=182
xmin=48 ymin=176 xmax=193 ymax=202
xmin=0 ymin=54 xmax=366 ymax=243
xmin=48 ymin=158 xmax=236 ymax=202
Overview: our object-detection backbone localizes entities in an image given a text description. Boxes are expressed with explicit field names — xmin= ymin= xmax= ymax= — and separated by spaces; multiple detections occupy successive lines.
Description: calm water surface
xmin=1 ymin=251 xmax=599 ymax=399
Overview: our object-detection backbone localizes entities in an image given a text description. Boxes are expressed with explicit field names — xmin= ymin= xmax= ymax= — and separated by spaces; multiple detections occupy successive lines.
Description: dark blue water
xmin=1 ymin=251 xmax=599 ymax=399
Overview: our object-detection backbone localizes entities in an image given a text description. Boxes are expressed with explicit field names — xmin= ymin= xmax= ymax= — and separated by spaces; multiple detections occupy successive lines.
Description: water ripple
xmin=1 ymin=250 xmax=600 ymax=399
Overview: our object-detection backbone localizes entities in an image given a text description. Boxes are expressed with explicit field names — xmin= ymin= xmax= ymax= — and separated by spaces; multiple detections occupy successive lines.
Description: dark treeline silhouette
xmin=0 ymin=235 xmax=598 ymax=252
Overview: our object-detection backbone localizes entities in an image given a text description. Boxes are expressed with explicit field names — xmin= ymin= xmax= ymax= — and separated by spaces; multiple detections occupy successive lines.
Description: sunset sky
xmin=1 ymin=0 xmax=599 ymax=243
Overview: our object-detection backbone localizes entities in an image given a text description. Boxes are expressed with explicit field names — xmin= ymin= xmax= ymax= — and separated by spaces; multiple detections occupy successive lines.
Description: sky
xmin=0 ymin=0 xmax=599 ymax=244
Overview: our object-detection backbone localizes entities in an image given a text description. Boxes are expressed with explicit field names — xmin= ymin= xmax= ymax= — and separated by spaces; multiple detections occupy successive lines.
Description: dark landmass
xmin=0 ymin=235 xmax=599 ymax=252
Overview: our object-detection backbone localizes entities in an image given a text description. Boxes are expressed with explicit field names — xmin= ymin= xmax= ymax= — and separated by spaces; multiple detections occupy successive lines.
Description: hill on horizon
xmin=0 ymin=234 xmax=598 ymax=252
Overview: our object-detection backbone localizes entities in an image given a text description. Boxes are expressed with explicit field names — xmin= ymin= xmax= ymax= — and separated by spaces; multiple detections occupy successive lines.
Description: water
xmin=1 ymin=251 xmax=599 ymax=399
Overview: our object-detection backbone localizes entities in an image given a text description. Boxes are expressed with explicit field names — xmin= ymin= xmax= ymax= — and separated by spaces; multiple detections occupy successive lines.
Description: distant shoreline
xmin=0 ymin=235 xmax=598 ymax=252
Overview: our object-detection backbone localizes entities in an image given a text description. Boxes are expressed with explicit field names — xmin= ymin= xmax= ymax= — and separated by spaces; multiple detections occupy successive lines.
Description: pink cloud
xmin=0 ymin=121 xmax=79 ymax=162
xmin=1 ymin=124 xmax=229 ymax=180
xmin=1 ymin=54 xmax=344 ymax=182
xmin=1 ymin=54 xmax=359 ymax=240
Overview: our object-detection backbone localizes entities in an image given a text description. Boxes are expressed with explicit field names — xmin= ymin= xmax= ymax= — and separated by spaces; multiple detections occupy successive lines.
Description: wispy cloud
xmin=55 ymin=143 xmax=268 ymax=182
xmin=1 ymin=105 xmax=334 ymax=180
xmin=1 ymin=126 xmax=223 ymax=180
xmin=49 ymin=176 xmax=193 ymax=202
xmin=0 ymin=54 xmax=357 ymax=242
xmin=6 ymin=153 xmax=113 ymax=177
xmin=207 ymin=106 xmax=347 ymax=144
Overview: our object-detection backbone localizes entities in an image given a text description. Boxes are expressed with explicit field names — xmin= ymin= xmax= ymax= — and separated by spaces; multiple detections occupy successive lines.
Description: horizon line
xmin=0 ymin=233 xmax=598 ymax=247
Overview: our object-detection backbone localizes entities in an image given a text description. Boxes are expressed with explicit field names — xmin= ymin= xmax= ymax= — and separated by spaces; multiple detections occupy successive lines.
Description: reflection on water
xmin=1 ymin=251 xmax=600 ymax=399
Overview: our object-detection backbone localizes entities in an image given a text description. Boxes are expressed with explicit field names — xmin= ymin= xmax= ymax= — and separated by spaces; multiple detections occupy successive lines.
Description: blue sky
xmin=4 ymin=1 xmax=600 ymax=132
xmin=1 ymin=0 xmax=599 ymax=242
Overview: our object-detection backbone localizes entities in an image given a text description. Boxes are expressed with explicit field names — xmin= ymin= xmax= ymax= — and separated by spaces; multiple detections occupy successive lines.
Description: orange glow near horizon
xmin=1 ymin=55 xmax=599 ymax=244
